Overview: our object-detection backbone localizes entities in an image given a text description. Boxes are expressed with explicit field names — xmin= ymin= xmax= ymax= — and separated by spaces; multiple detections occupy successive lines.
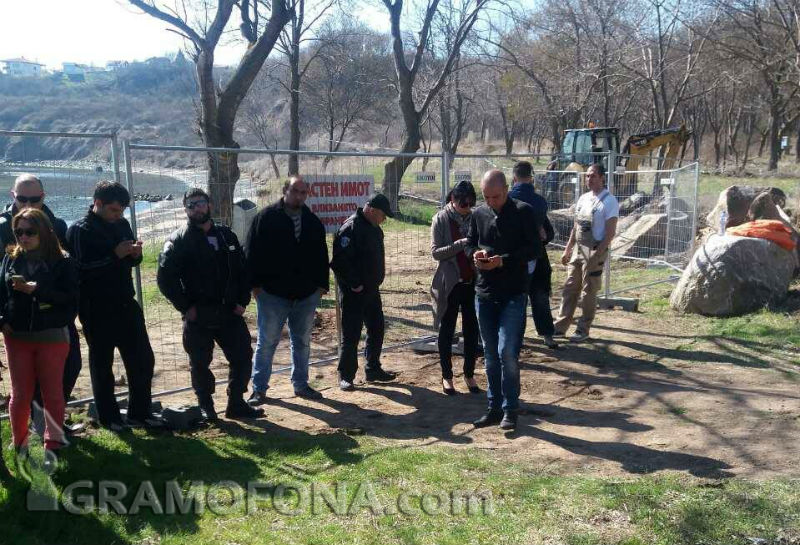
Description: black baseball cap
xmin=366 ymin=193 xmax=394 ymax=218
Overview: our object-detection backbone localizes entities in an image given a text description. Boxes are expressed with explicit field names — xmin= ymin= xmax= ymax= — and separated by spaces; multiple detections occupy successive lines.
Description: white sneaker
xmin=569 ymin=331 xmax=590 ymax=342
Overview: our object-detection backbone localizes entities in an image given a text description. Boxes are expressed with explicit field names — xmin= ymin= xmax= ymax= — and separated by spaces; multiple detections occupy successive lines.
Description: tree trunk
xmin=795 ymin=125 xmax=800 ymax=163
xmin=288 ymin=42 xmax=301 ymax=175
xmin=768 ymin=101 xmax=781 ymax=171
xmin=207 ymin=149 xmax=240 ymax=226
xmin=382 ymin=130 xmax=422 ymax=211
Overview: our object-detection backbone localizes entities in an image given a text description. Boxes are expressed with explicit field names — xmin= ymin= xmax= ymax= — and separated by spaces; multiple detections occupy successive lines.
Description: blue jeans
xmin=251 ymin=290 xmax=321 ymax=392
xmin=475 ymin=293 xmax=526 ymax=412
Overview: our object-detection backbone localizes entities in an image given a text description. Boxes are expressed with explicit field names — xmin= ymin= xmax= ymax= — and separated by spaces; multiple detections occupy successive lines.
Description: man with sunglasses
xmin=66 ymin=181 xmax=161 ymax=431
xmin=245 ymin=176 xmax=329 ymax=405
xmin=158 ymin=188 xmax=263 ymax=421
xmin=0 ymin=173 xmax=83 ymax=436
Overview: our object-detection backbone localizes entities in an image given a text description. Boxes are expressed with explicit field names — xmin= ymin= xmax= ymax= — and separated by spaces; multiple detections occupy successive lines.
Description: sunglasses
xmin=15 ymin=195 xmax=43 ymax=204
xmin=14 ymin=228 xmax=39 ymax=238
xmin=185 ymin=200 xmax=208 ymax=210
xmin=455 ymin=198 xmax=475 ymax=208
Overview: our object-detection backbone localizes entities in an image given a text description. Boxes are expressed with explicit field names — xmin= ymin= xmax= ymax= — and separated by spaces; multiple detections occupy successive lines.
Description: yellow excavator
xmin=550 ymin=125 xmax=691 ymax=205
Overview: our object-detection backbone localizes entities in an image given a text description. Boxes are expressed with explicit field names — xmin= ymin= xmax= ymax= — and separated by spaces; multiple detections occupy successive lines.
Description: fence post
xmin=603 ymin=150 xmax=614 ymax=298
xmin=122 ymin=140 xmax=144 ymax=309
xmin=662 ymin=176 xmax=675 ymax=263
xmin=690 ymin=163 xmax=700 ymax=253
xmin=440 ymin=150 xmax=450 ymax=206
xmin=111 ymin=130 xmax=121 ymax=183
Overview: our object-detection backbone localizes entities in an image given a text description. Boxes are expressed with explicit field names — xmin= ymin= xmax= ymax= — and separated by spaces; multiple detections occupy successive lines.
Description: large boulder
xmin=670 ymin=235 xmax=795 ymax=316
xmin=707 ymin=185 xmax=787 ymax=232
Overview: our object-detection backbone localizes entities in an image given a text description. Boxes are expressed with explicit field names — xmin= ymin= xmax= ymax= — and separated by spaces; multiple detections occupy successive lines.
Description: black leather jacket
xmin=0 ymin=253 xmax=78 ymax=332
xmin=157 ymin=221 xmax=250 ymax=321
xmin=330 ymin=208 xmax=385 ymax=292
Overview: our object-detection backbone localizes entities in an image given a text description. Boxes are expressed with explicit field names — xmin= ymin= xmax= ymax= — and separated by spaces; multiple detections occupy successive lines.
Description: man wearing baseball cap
xmin=330 ymin=193 xmax=397 ymax=390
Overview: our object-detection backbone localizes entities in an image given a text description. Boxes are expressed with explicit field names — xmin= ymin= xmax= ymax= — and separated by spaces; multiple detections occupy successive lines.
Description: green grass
xmin=1 ymin=422 xmax=798 ymax=545
xmin=706 ymin=308 xmax=800 ymax=352
xmin=698 ymin=174 xmax=799 ymax=199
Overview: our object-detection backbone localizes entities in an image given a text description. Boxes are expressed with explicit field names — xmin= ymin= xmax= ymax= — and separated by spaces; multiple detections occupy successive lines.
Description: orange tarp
xmin=726 ymin=219 xmax=797 ymax=251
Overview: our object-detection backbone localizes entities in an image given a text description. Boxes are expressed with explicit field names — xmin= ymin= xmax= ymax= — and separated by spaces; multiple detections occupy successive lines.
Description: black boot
xmin=225 ymin=399 xmax=265 ymax=419
xmin=473 ymin=409 xmax=503 ymax=428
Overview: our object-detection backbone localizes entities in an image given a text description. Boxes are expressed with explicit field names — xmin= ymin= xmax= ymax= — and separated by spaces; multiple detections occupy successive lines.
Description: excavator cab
xmin=546 ymin=127 xmax=621 ymax=207
xmin=560 ymin=127 xmax=620 ymax=168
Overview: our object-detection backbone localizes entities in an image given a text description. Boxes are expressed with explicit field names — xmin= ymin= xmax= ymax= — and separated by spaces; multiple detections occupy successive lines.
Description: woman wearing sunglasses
xmin=430 ymin=180 xmax=482 ymax=396
xmin=0 ymin=208 xmax=78 ymax=465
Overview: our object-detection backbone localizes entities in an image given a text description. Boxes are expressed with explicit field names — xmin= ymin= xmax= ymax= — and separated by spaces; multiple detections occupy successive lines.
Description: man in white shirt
xmin=554 ymin=163 xmax=619 ymax=342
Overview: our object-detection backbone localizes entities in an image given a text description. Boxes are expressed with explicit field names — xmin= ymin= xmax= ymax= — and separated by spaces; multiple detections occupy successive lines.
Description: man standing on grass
xmin=245 ymin=176 xmax=329 ymax=404
xmin=66 ymin=181 xmax=161 ymax=432
xmin=157 ymin=187 xmax=264 ymax=422
xmin=553 ymin=163 xmax=618 ymax=342
xmin=508 ymin=161 xmax=559 ymax=349
xmin=467 ymin=170 xmax=541 ymax=431
xmin=330 ymin=193 xmax=397 ymax=391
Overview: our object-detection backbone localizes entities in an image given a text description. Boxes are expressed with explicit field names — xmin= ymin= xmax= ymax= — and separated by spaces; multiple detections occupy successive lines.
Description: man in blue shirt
xmin=508 ymin=162 xmax=559 ymax=349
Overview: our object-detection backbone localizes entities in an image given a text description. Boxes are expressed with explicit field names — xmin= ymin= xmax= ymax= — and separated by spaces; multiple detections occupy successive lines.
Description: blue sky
xmin=0 ymin=0 xmax=389 ymax=69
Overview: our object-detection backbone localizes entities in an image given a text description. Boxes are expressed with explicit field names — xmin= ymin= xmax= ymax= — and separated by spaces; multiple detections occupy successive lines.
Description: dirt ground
xmin=166 ymin=302 xmax=800 ymax=480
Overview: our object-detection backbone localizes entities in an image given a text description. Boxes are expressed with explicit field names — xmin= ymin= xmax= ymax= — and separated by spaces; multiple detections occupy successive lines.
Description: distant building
xmin=0 ymin=57 xmax=46 ymax=77
xmin=62 ymin=62 xmax=87 ymax=76
xmin=105 ymin=60 xmax=129 ymax=71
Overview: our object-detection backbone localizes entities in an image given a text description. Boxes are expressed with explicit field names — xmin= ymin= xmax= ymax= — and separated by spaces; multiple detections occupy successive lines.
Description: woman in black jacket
xmin=0 ymin=208 xmax=78 ymax=462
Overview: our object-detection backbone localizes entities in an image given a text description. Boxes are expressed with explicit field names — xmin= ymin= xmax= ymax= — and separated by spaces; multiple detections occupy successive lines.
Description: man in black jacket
xmin=0 ymin=173 xmax=83 ymax=429
xmin=508 ymin=161 xmax=559 ymax=349
xmin=330 ymin=193 xmax=397 ymax=391
xmin=158 ymin=188 xmax=263 ymax=421
xmin=66 ymin=181 xmax=159 ymax=431
xmin=245 ymin=176 xmax=329 ymax=403
xmin=467 ymin=170 xmax=541 ymax=431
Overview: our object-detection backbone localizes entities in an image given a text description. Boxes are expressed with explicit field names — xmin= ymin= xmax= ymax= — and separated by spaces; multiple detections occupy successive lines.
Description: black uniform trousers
xmin=80 ymin=299 xmax=155 ymax=426
xmin=182 ymin=315 xmax=252 ymax=406
xmin=528 ymin=273 xmax=556 ymax=337
xmin=337 ymin=288 xmax=384 ymax=382
xmin=437 ymin=282 xmax=479 ymax=380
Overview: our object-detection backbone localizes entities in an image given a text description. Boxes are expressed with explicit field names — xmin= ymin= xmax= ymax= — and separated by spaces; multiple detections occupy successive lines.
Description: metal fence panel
xmin=124 ymin=145 xmax=441 ymax=400
xmin=0 ymin=130 xmax=120 ymax=409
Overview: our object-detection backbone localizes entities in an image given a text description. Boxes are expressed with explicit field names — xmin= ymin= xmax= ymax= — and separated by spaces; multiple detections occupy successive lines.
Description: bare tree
xmin=304 ymin=19 xmax=394 ymax=166
xmin=128 ymin=0 xmax=293 ymax=221
xmin=275 ymin=0 xmax=337 ymax=174
xmin=380 ymin=0 xmax=491 ymax=208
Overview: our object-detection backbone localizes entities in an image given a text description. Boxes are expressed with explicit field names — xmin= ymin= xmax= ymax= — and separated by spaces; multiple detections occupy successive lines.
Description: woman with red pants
xmin=0 ymin=208 xmax=78 ymax=466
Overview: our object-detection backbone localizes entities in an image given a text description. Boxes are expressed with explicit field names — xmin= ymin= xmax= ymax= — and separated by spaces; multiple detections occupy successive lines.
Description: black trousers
xmin=80 ymin=300 xmax=155 ymax=426
xmin=337 ymin=289 xmax=384 ymax=382
xmin=528 ymin=274 xmax=556 ymax=337
xmin=438 ymin=282 xmax=479 ymax=380
xmin=182 ymin=315 xmax=252 ymax=406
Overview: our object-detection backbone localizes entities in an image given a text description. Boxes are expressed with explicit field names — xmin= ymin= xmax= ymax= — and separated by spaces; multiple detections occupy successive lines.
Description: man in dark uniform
xmin=66 ymin=181 xmax=160 ymax=431
xmin=508 ymin=161 xmax=559 ymax=349
xmin=157 ymin=188 xmax=263 ymax=421
xmin=330 ymin=193 xmax=397 ymax=391
xmin=0 ymin=173 xmax=83 ymax=431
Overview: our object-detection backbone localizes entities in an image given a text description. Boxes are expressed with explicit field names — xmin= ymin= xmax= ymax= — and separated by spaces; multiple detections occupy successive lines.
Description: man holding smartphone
xmin=66 ymin=181 xmax=160 ymax=431
xmin=467 ymin=170 xmax=541 ymax=431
